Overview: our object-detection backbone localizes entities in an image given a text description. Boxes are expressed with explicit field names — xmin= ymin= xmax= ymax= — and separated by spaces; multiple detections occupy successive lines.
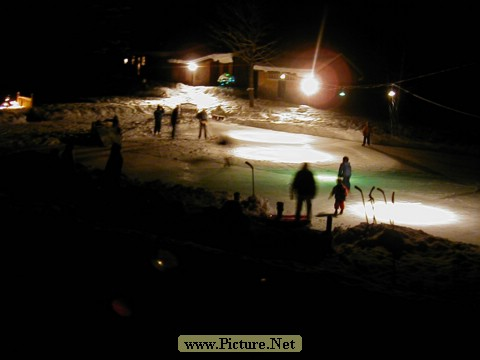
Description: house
xmin=0 ymin=92 xmax=33 ymax=110
xmin=128 ymin=47 xmax=236 ymax=86
xmin=254 ymin=48 xmax=361 ymax=109
xmin=128 ymin=44 xmax=358 ymax=108
xmin=168 ymin=53 xmax=235 ymax=86
xmin=126 ymin=44 xmax=250 ymax=88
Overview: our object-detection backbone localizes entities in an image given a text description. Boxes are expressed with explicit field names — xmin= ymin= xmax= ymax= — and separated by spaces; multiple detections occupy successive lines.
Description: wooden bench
xmin=211 ymin=114 xmax=225 ymax=121
xmin=179 ymin=103 xmax=198 ymax=121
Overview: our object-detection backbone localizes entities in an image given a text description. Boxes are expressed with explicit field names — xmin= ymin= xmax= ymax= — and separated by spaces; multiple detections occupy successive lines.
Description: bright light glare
xmin=232 ymin=145 xmax=333 ymax=163
xmin=0 ymin=100 xmax=23 ymax=110
xmin=188 ymin=62 xmax=198 ymax=71
xmin=187 ymin=92 xmax=218 ymax=109
xmin=226 ymin=129 xmax=315 ymax=144
xmin=316 ymin=174 xmax=339 ymax=182
xmin=388 ymin=90 xmax=396 ymax=97
xmin=301 ymin=75 xmax=320 ymax=96
xmin=227 ymin=128 xmax=333 ymax=163
xmin=349 ymin=201 xmax=459 ymax=226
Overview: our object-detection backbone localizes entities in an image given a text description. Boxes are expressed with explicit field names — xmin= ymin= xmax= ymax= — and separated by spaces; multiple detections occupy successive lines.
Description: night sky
xmin=2 ymin=1 xmax=478 ymax=123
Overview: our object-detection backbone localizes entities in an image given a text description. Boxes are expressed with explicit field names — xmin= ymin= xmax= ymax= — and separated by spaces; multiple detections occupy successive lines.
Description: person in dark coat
xmin=101 ymin=115 xmax=122 ymax=145
xmin=362 ymin=121 xmax=372 ymax=146
xmin=290 ymin=162 xmax=317 ymax=221
xmin=337 ymin=156 xmax=352 ymax=190
xmin=170 ymin=106 xmax=179 ymax=139
xmin=153 ymin=105 xmax=164 ymax=135
xmin=196 ymin=109 xmax=208 ymax=139
xmin=329 ymin=178 xmax=348 ymax=215
xmin=59 ymin=140 xmax=75 ymax=175
xmin=104 ymin=142 xmax=123 ymax=187
xmin=111 ymin=115 xmax=120 ymax=128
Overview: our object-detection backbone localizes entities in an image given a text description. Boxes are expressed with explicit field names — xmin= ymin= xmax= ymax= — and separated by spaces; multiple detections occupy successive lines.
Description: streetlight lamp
xmin=301 ymin=73 xmax=321 ymax=96
xmin=187 ymin=62 xmax=198 ymax=86
xmin=388 ymin=87 xmax=397 ymax=135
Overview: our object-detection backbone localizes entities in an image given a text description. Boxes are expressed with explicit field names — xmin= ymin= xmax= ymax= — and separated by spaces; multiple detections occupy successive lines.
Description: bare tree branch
xmin=210 ymin=1 xmax=278 ymax=107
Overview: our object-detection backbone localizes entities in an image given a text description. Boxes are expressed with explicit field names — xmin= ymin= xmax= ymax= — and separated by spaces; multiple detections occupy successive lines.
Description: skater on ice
xmin=338 ymin=156 xmax=352 ymax=190
xmin=329 ymin=178 xmax=348 ymax=215
xmin=362 ymin=121 xmax=372 ymax=146
xmin=290 ymin=162 xmax=317 ymax=222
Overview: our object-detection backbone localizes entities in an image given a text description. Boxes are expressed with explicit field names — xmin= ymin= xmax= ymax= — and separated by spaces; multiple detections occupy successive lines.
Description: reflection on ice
xmin=226 ymin=128 xmax=332 ymax=163
xmin=232 ymin=145 xmax=333 ymax=163
xmin=226 ymin=129 xmax=316 ymax=144
xmin=316 ymin=174 xmax=339 ymax=182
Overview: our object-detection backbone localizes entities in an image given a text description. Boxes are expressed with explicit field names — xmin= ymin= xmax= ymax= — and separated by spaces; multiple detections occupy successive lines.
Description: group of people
xmin=152 ymin=105 xmax=209 ymax=140
xmin=118 ymin=109 xmax=366 ymax=220
xmin=290 ymin=121 xmax=370 ymax=220
xmin=91 ymin=104 xmax=210 ymax=189
xmin=290 ymin=155 xmax=352 ymax=221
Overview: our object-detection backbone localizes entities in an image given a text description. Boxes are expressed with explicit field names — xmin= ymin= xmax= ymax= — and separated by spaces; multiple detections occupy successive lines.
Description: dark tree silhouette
xmin=210 ymin=2 xmax=278 ymax=107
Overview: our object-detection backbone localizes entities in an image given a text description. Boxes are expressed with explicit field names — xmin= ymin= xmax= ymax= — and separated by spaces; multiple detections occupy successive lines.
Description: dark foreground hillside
xmin=1 ymin=150 xmax=478 ymax=354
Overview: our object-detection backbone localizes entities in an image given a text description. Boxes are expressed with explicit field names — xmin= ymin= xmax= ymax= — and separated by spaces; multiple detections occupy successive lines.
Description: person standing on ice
xmin=170 ymin=105 xmax=179 ymax=139
xmin=329 ymin=178 xmax=348 ymax=215
xmin=290 ymin=162 xmax=317 ymax=222
xmin=337 ymin=156 xmax=352 ymax=190
xmin=153 ymin=105 xmax=164 ymax=135
xmin=362 ymin=121 xmax=372 ymax=146
xmin=104 ymin=142 xmax=123 ymax=188
xmin=59 ymin=140 xmax=75 ymax=175
xmin=196 ymin=109 xmax=208 ymax=139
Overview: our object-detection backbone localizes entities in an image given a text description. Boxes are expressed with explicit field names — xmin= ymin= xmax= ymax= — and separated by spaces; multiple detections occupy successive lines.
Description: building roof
xmin=254 ymin=46 xmax=362 ymax=79
xmin=168 ymin=53 xmax=234 ymax=65
xmin=253 ymin=65 xmax=311 ymax=76
xmin=254 ymin=54 xmax=342 ymax=76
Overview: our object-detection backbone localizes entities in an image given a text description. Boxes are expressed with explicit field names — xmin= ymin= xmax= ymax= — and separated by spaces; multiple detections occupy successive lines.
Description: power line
xmin=395 ymin=63 xmax=476 ymax=85
xmin=393 ymin=84 xmax=480 ymax=119
xmin=318 ymin=63 xmax=480 ymax=119
xmin=329 ymin=62 xmax=476 ymax=90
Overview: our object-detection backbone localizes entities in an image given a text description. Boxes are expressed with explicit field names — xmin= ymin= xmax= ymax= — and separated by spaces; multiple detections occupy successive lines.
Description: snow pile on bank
xmin=332 ymin=222 xmax=480 ymax=304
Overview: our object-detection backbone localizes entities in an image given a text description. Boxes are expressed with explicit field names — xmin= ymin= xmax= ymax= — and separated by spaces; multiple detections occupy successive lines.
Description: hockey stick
xmin=377 ymin=188 xmax=387 ymax=204
xmin=391 ymin=191 xmax=395 ymax=226
xmin=354 ymin=185 xmax=369 ymax=224
xmin=245 ymin=161 xmax=255 ymax=197
xmin=368 ymin=186 xmax=377 ymax=224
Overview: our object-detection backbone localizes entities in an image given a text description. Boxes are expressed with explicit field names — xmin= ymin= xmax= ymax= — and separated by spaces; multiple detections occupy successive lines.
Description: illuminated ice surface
xmin=2 ymin=84 xmax=478 ymax=245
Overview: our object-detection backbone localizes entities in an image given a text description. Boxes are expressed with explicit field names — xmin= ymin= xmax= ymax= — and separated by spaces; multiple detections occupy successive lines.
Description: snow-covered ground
xmin=1 ymin=84 xmax=479 ymax=327
xmin=2 ymin=84 xmax=478 ymax=243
